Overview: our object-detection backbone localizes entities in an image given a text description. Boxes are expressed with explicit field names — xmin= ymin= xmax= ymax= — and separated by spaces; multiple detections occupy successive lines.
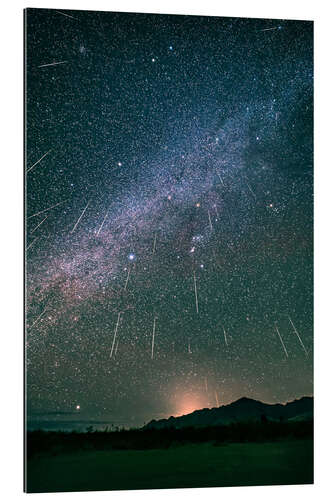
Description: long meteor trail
xmin=30 ymin=215 xmax=48 ymax=234
xmin=29 ymin=306 xmax=48 ymax=330
xmin=71 ymin=200 xmax=90 ymax=233
xmin=96 ymin=212 xmax=108 ymax=236
xmin=27 ymin=150 xmax=52 ymax=173
xmin=205 ymin=377 xmax=208 ymax=393
xmin=151 ymin=317 xmax=156 ymax=359
xmin=38 ymin=61 xmax=68 ymax=68
xmin=110 ymin=312 xmax=121 ymax=359
xmin=26 ymin=237 xmax=39 ymax=251
xmin=28 ymin=199 xmax=68 ymax=219
xmin=287 ymin=315 xmax=308 ymax=356
xmin=275 ymin=325 xmax=289 ymax=358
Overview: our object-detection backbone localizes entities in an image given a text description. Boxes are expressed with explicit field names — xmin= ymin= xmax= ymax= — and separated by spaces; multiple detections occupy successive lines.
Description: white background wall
xmin=0 ymin=1 xmax=332 ymax=499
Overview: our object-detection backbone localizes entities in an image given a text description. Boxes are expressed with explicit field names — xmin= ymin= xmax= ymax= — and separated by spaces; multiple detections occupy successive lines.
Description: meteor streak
xmin=96 ymin=212 xmax=108 ymax=236
xmin=124 ymin=267 xmax=131 ymax=291
xmin=151 ymin=317 xmax=156 ymax=359
xmin=26 ymin=237 xmax=39 ymax=251
xmin=115 ymin=340 xmax=119 ymax=357
xmin=275 ymin=325 xmax=288 ymax=358
xmin=38 ymin=61 xmax=68 ymax=68
xmin=28 ymin=199 xmax=68 ymax=219
xmin=193 ymin=271 xmax=199 ymax=314
xmin=223 ymin=326 xmax=228 ymax=346
xmin=287 ymin=315 xmax=308 ymax=356
xmin=29 ymin=306 xmax=48 ymax=330
xmin=216 ymin=171 xmax=224 ymax=187
xmin=71 ymin=200 xmax=90 ymax=233
xmin=27 ymin=150 xmax=52 ymax=173
xmin=110 ymin=312 xmax=121 ymax=358
xmin=30 ymin=215 xmax=48 ymax=234
xmin=208 ymin=210 xmax=213 ymax=231
xmin=153 ymin=233 xmax=157 ymax=254
xmin=246 ymin=181 xmax=256 ymax=200
xmin=55 ymin=10 xmax=77 ymax=19
xmin=259 ymin=26 xmax=280 ymax=32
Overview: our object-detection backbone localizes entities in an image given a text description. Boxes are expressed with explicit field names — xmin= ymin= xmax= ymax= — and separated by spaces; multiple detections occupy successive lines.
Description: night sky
xmin=25 ymin=9 xmax=313 ymax=429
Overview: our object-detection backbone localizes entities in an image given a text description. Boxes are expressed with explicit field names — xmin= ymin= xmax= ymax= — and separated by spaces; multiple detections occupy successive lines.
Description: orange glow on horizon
xmin=173 ymin=392 xmax=208 ymax=417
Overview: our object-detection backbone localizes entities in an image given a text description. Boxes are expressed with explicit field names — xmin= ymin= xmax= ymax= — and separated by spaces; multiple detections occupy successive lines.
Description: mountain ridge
xmin=144 ymin=396 xmax=313 ymax=430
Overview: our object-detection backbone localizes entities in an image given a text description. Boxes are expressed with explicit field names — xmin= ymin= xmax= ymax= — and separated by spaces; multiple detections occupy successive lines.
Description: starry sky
xmin=25 ymin=8 xmax=313 ymax=429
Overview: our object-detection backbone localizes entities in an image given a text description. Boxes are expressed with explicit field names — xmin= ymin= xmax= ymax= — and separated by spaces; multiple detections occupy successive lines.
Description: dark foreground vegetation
xmin=27 ymin=419 xmax=313 ymax=458
xmin=26 ymin=420 xmax=313 ymax=492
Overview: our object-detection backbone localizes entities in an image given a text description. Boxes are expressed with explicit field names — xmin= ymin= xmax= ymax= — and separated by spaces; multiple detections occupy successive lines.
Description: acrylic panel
xmin=24 ymin=8 xmax=313 ymax=493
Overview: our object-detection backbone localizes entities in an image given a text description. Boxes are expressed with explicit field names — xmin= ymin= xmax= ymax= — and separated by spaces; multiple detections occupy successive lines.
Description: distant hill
xmin=144 ymin=396 xmax=313 ymax=430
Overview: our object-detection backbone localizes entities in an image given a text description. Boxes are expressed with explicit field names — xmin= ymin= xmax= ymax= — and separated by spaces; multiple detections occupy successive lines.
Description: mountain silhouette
xmin=144 ymin=396 xmax=313 ymax=430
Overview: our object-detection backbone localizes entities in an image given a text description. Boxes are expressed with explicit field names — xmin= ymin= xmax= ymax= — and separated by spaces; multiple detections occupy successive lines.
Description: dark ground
xmin=26 ymin=421 xmax=313 ymax=492
xmin=26 ymin=439 xmax=313 ymax=492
